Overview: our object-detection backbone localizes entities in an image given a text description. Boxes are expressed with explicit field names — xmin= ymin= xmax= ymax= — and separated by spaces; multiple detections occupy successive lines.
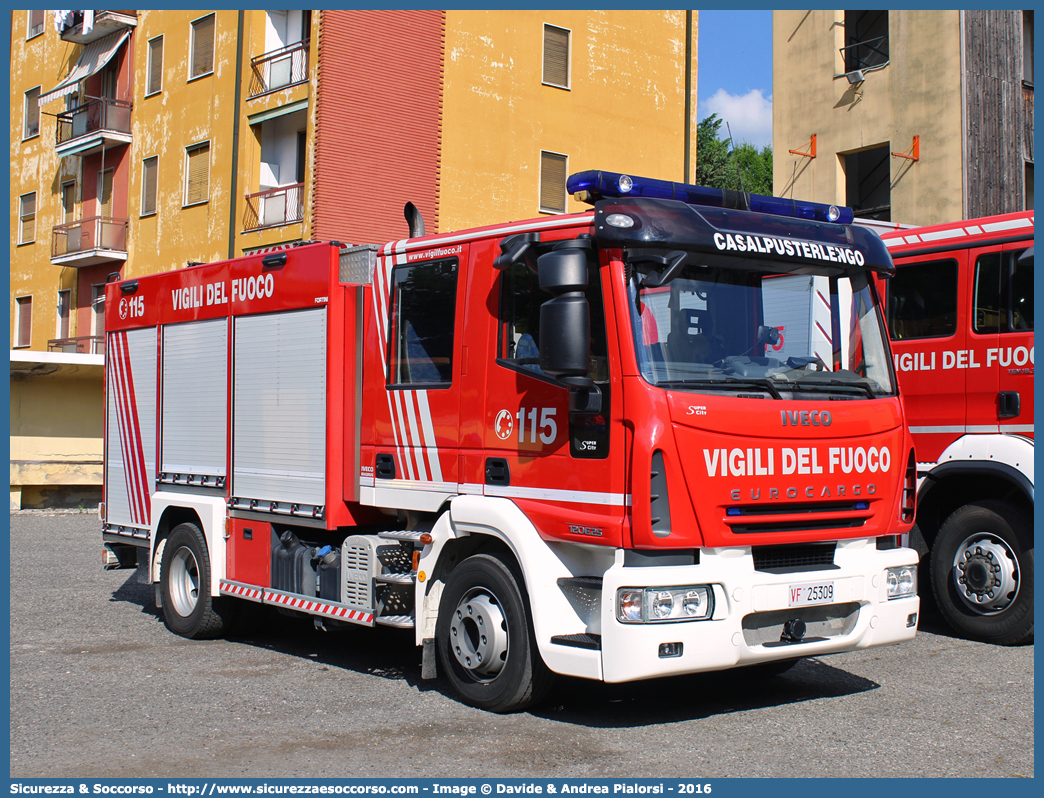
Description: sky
xmin=697 ymin=10 xmax=774 ymax=150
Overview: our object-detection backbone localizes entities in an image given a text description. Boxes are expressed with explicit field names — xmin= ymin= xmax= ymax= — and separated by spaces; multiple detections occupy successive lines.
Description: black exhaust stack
xmin=404 ymin=202 xmax=425 ymax=238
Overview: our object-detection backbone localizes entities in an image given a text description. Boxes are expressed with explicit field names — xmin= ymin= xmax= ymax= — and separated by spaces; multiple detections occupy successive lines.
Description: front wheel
xmin=436 ymin=553 xmax=553 ymax=712
xmin=929 ymin=501 xmax=1033 ymax=645
xmin=160 ymin=522 xmax=233 ymax=639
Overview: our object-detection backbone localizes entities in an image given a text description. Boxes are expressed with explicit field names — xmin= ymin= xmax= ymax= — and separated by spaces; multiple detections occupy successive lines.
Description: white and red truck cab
xmin=102 ymin=170 xmax=920 ymax=712
xmin=878 ymin=212 xmax=1034 ymax=645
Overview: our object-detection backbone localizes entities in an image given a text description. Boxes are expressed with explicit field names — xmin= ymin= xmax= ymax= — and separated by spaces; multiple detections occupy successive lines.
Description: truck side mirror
xmin=537 ymin=249 xmax=591 ymax=385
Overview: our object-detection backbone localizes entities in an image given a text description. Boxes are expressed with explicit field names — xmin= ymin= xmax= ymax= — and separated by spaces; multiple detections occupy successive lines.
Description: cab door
xmin=476 ymin=240 xmax=627 ymax=547
xmin=988 ymin=243 xmax=1034 ymax=436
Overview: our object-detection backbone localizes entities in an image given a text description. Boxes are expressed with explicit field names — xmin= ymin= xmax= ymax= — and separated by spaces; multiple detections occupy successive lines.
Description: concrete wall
xmin=440 ymin=10 xmax=697 ymax=233
xmin=773 ymin=10 xmax=965 ymax=227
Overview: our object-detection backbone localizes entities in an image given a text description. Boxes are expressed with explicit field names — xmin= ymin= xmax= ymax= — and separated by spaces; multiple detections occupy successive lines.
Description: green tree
xmin=696 ymin=113 xmax=773 ymax=196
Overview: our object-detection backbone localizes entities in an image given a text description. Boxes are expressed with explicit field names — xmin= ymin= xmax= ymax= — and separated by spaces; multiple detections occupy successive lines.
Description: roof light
xmin=568 ymin=170 xmax=855 ymax=225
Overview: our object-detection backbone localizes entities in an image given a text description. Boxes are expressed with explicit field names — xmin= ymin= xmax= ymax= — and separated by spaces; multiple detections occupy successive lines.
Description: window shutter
xmin=148 ymin=37 xmax=164 ymax=94
xmin=17 ymin=297 xmax=32 ymax=347
xmin=192 ymin=16 xmax=215 ymax=78
xmin=543 ymin=25 xmax=569 ymax=87
xmin=540 ymin=152 xmax=567 ymax=213
xmin=62 ymin=182 xmax=76 ymax=223
xmin=20 ymin=193 xmax=36 ymax=243
xmin=99 ymin=170 xmax=114 ymax=217
xmin=186 ymin=144 xmax=210 ymax=205
xmin=58 ymin=290 xmax=71 ymax=339
xmin=142 ymin=157 xmax=158 ymax=215
xmin=25 ymin=88 xmax=40 ymax=137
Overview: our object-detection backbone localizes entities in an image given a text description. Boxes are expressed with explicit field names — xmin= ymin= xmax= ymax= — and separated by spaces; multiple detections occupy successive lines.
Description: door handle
xmin=998 ymin=391 xmax=1020 ymax=419
xmin=485 ymin=457 xmax=510 ymax=486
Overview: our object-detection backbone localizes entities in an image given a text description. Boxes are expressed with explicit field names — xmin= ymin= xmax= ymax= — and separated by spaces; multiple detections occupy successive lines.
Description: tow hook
xmin=781 ymin=618 xmax=807 ymax=643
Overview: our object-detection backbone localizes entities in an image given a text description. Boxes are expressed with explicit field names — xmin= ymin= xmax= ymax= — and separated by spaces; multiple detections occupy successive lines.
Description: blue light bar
xmin=568 ymin=170 xmax=854 ymax=225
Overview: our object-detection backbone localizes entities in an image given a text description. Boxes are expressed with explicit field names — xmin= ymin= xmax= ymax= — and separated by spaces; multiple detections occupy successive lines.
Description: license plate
xmin=788 ymin=581 xmax=834 ymax=607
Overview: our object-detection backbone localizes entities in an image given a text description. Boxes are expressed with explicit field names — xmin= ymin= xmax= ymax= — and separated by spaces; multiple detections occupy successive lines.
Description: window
xmin=24 ymin=87 xmax=40 ymax=139
xmin=974 ymin=251 xmax=1034 ymax=334
xmin=844 ymin=144 xmax=890 ymax=221
xmin=27 ymin=10 xmax=44 ymax=39
xmin=844 ymin=11 xmax=888 ymax=72
xmin=190 ymin=14 xmax=216 ymax=79
xmin=98 ymin=169 xmax=115 ymax=217
xmin=147 ymin=36 xmax=164 ymax=95
xmin=61 ymin=181 xmax=77 ymax=223
xmin=142 ymin=157 xmax=158 ymax=215
xmin=15 ymin=296 xmax=33 ymax=347
xmin=19 ymin=193 xmax=36 ymax=244
xmin=1024 ymin=11 xmax=1034 ymax=85
xmin=887 ymin=260 xmax=958 ymax=340
xmin=539 ymin=151 xmax=568 ymax=214
xmin=185 ymin=142 xmax=210 ymax=206
xmin=92 ymin=285 xmax=106 ymax=337
xmin=387 ymin=258 xmax=459 ymax=386
xmin=57 ymin=290 xmax=71 ymax=339
xmin=542 ymin=24 xmax=570 ymax=88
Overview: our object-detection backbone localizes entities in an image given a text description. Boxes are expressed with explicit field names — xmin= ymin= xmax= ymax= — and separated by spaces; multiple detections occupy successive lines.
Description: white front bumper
xmin=597 ymin=539 xmax=919 ymax=683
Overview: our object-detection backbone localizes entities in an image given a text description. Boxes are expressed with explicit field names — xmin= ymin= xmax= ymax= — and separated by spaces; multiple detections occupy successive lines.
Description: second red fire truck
xmin=878 ymin=212 xmax=1034 ymax=646
xmin=102 ymin=171 xmax=920 ymax=712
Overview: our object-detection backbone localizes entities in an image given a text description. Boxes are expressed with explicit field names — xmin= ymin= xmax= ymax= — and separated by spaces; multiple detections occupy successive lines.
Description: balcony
xmin=56 ymin=97 xmax=133 ymax=158
xmin=60 ymin=10 xmax=137 ymax=45
xmin=249 ymin=40 xmax=310 ymax=97
xmin=47 ymin=336 xmax=105 ymax=355
xmin=244 ymin=184 xmax=305 ymax=231
xmin=52 ymin=216 xmax=129 ymax=267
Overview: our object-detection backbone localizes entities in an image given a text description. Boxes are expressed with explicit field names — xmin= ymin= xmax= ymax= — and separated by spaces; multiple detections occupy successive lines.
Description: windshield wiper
xmin=794 ymin=378 xmax=877 ymax=399
xmin=663 ymin=377 xmax=783 ymax=400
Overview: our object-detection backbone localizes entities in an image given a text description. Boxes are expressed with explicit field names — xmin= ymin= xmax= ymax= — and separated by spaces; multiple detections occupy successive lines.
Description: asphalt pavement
xmin=8 ymin=512 xmax=1034 ymax=779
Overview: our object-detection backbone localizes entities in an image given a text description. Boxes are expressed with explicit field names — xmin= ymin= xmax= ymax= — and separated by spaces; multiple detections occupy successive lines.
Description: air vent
xmin=650 ymin=450 xmax=671 ymax=538
xmin=752 ymin=543 xmax=836 ymax=571
xmin=730 ymin=518 xmax=867 ymax=535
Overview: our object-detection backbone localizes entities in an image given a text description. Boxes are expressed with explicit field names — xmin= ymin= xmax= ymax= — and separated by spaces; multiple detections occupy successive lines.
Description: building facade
xmin=10 ymin=9 xmax=698 ymax=508
xmin=773 ymin=10 xmax=1033 ymax=226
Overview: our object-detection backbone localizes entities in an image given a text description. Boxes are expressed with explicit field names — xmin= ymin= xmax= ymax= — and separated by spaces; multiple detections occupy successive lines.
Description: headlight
xmin=616 ymin=585 xmax=713 ymax=623
xmin=886 ymin=566 xmax=917 ymax=599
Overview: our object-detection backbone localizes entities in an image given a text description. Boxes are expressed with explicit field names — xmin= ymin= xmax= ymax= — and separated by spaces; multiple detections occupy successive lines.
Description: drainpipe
xmin=228 ymin=10 xmax=245 ymax=259
xmin=684 ymin=11 xmax=693 ymax=183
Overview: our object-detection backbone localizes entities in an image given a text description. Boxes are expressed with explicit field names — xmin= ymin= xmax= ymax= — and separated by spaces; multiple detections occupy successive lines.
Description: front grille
xmin=752 ymin=543 xmax=836 ymax=571
xmin=730 ymin=501 xmax=868 ymax=517
xmin=731 ymin=517 xmax=867 ymax=535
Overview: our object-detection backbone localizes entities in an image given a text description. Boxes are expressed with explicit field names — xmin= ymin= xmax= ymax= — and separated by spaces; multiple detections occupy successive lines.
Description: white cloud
xmin=700 ymin=88 xmax=773 ymax=150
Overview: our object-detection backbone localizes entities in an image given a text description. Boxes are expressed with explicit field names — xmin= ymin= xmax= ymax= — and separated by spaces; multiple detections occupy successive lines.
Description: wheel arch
xmin=917 ymin=462 xmax=1033 ymax=548
xmin=149 ymin=492 xmax=228 ymax=595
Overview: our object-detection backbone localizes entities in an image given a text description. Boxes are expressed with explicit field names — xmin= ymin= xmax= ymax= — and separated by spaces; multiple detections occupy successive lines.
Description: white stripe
xmin=402 ymin=390 xmax=427 ymax=481
xmin=910 ymin=424 xmax=1036 ymax=435
xmin=981 ymin=217 xmax=1033 ymax=233
xmin=919 ymin=228 xmax=967 ymax=242
xmin=466 ymin=483 xmax=631 ymax=506
xmin=390 ymin=214 xmax=592 ymax=255
xmin=390 ymin=390 xmax=417 ymax=480
xmin=373 ymin=477 xmax=458 ymax=494
xmin=964 ymin=225 xmax=982 ymax=235
xmin=903 ymin=235 xmax=921 ymax=244
xmin=415 ymin=390 xmax=443 ymax=482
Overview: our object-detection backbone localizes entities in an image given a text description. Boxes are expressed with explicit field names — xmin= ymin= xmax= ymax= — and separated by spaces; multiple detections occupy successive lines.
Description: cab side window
xmin=387 ymin=257 xmax=458 ymax=386
xmin=975 ymin=250 xmax=1033 ymax=333
xmin=887 ymin=259 xmax=958 ymax=340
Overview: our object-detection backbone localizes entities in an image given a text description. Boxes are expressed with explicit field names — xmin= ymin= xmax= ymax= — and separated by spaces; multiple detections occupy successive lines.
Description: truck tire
xmin=160 ymin=522 xmax=233 ymax=639
xmin=436 ymin=553 xmax=553 ymax=713
xmin=929 ymin=501 xmax=1033 ymax=645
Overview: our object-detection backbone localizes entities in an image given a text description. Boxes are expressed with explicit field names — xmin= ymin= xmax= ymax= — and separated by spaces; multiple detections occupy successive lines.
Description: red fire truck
xmin=102 ymin=170 xmax=920 ymax=712
xmin=878 ymin=212 xmax=1034 ymax=645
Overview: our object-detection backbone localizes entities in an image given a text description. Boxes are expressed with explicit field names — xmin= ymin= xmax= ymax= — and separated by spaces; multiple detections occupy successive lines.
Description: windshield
xmin=627 ymin=253 xmax=895 ymax=399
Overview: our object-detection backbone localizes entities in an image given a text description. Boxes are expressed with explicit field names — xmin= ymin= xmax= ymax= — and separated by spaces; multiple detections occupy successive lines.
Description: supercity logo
xmin=712 ymin=232 xmax=865 ymax=266
xmin=703 ymin=445 xmax=891 ymax=477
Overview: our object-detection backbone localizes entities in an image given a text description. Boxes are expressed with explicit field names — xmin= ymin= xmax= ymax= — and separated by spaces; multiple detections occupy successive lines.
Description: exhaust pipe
xmin=404 ymin=202 xmax=425 ymax=238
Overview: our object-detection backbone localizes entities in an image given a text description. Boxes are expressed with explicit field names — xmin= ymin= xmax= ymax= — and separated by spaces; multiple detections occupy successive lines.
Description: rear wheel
xmin=436 ymin=553 xmax=553 ymax=713
xmin=929 ymin=501 xmax=1033 ymax=645
xmin=160 ymin=522 xmax=233 ymax=639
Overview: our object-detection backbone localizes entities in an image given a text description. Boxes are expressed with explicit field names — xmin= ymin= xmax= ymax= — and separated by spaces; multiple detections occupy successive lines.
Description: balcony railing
xmin=52 ymin=216 xmax=128 ymax=262
xmin=56 ymin=96 xmax=132 ymax=152
xmin=249 ymin=40 xmax=310 ymax=97
xmin=244 ymin=184 xmax=305 ymax=231
xmin=47 ymin=336 xmax=105 ymax=355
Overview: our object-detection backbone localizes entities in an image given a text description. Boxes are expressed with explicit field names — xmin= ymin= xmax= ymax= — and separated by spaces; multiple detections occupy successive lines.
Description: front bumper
xmin=597 ymin=538 xmax=919 ymax=683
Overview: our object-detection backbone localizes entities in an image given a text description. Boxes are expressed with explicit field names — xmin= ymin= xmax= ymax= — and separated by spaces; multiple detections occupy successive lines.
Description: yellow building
xmin=773 ymin=10 xmax=1033 ymax=225
xmin=10 ymin=9 xmax=698 ymax=508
